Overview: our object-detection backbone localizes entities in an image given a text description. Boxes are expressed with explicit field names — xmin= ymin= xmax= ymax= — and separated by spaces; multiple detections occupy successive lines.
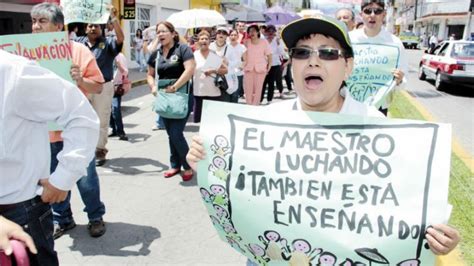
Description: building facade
xmin=394 ymin=0 xmax=473 ymax=43
xmin=0 ymin=0 xmax=189 ymax=68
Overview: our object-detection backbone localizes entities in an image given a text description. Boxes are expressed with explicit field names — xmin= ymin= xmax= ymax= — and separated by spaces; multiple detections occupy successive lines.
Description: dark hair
xmin=247 ymin=24 xmax=260 ymax=38
xmin=136 ymin=28 xmax=142 ymax=38
xmin=229 ymin=29 xmax=239 ymax=36
xmin=156 ymin=21 xmax=180 ymax=43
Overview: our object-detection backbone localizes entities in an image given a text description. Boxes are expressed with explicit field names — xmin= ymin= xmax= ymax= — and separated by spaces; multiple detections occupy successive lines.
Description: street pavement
xmin=55 ymin=70 xmax=248 ymax=265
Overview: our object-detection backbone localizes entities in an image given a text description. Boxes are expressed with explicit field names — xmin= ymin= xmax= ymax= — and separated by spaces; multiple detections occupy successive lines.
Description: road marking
xmin=399 ymin=90 xmax=470 ymax=266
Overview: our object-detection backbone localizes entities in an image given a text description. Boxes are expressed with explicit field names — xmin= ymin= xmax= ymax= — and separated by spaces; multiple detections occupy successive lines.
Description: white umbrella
xmin=166 ymin=9 xmax=227 ymax=29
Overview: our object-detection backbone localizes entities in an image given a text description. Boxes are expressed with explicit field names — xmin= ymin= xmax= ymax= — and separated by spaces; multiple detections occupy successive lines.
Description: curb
xmin=399 ymin=90 xmax=473 ymax=173
xmin=398 ymin=90 xmax=468 ymax=266
xmin=131 ymin=79 xmax=147 ymax=88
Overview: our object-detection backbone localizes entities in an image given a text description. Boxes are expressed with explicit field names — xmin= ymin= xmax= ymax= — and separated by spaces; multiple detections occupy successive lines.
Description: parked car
xmin=399 ymin=31 xmax=419 ymax=49
xmin=418 ymin=40 xmax=474 ymax=90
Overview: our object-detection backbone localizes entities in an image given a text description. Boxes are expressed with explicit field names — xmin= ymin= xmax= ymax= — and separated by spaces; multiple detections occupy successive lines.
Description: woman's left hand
xmin=392 ymin=69 xmax=405 ymax=85
xmin=425 ymin=224 xmax=460 ymax=255
xmin=165 ymin=85 xmax=176 ymax=93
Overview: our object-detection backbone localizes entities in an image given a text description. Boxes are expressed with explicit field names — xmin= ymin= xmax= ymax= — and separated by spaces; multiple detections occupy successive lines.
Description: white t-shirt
xmin=267 ymin=38 xmax=285 ymax=66
xmin=193 ymin=50 xmax=223 ymax=97
xmin=349 ymin=28 xmax=408 ymax=108
xmin=267 ymin=87 xmax=384 ymax=118
xmin=209 ymin=42 xmax=244 ymax=94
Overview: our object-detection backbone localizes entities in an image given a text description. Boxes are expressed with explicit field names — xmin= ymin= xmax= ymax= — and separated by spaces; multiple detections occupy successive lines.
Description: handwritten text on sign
xmin=197 ymin=101 xmax=451 ymax=266
xmin=60 ymin=0 xmax=111 ymax=24
xmin=0 ymin=31 xmax=73 ymax=82
xmin=347 ymin=44 xmax=400 ymax=107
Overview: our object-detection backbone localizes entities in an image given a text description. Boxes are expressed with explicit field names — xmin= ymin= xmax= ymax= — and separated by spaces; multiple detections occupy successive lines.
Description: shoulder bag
xmin=214 ymin=46 xmax=229 ymax=94
xmin=152 ymin=50 xmax=189 ymax=119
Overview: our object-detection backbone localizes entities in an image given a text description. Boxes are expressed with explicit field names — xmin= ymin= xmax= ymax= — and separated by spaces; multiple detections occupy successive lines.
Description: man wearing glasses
xmin=349 ymin=0 xmax=407 ymax=116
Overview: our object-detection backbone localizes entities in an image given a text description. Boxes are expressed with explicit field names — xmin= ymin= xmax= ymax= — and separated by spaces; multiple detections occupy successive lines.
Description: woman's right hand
xmin=186 ymin=135 xmax=206 ymax=171
xmin=151 ymin=88 xmax=157 ymax=96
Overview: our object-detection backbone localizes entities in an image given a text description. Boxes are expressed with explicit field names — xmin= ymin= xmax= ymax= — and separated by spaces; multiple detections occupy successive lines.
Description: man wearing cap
xmin=187 ymin=15 xmax=460 ymax=260
xmin=349 ymin=0 xmax=407 ymax=116
xmin=210 ymin=27 xmax=239 ymax=102
xmin=335 ymin=7 xmax=356 ymax=31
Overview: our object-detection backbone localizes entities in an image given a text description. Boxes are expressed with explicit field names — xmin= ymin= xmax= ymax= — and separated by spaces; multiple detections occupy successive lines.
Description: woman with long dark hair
xmin=133 ymin=29 xmax=146 ymax=71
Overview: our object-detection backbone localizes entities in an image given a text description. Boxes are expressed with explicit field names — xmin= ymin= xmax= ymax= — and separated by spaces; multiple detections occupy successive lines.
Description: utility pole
xmin=463 ymin=0 xmax=473 ymax=40
xmin=414 ymin=0 xmax=418 ymax=31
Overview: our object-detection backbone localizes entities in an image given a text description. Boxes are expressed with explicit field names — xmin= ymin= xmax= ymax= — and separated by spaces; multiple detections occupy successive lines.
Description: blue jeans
xmin=110 ymin=95 xmax=125 ymax=135
xmin=1 ymin=197 xmax=58 ymax=265
xmin=135 ymin=49 xmax=146 ymax=71
xmin=162 ymin=117 xmax=190 ymax=170
xmin=50 ymin=142 xmax=105 ymax=225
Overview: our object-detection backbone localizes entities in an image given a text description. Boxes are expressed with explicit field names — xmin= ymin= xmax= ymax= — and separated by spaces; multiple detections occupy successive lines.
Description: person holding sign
xmin=193 ymin=30 xmax=228 ymax=123
xmin=76 ymin=6 xmax=124 ymax=167
xmin=349 ymin=0 xmax=408 ymax=116
xmin=30 ymin=2 xmax=107 ymax=239
xmin=187 ymin=15 xmax=460 ymax=262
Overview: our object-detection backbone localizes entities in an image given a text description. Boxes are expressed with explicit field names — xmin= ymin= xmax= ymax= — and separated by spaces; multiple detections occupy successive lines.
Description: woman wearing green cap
xmin=186 ymin=15 xmax=460 ymax=262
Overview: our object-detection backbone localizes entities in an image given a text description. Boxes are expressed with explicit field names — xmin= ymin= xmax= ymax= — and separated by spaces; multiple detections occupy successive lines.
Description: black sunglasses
xmin=362 ymin=7 xmax=384 ymax=15
xmin=216 ymin=30 xmax=228 ymax=35
xmin=290 ymin=47 xmax=345 ymax=60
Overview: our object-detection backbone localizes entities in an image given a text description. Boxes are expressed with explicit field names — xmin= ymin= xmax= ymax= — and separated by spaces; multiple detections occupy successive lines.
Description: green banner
xmin=0 ymin=31 xmax=73 ymax=82
xmin=347 ymin=43 xmax=400 ymax=107
xmin=198 ymin=101 xmax=452 ymax=266
xmin=60 ymin=0 xmax=112 ymax=24
xmin=0 ymin=31 xmax=73 ymax=131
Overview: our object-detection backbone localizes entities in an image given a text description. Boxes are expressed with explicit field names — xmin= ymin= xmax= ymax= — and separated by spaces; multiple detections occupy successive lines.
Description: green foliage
xmin=390 ymin=91 xmax=474 ymax=264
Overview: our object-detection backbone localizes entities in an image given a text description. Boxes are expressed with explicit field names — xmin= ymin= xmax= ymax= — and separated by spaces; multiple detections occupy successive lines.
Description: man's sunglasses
xmin=362 ymin=7 xmax=384 ymax=15
xmin=290 ymin=47 xmax=345 ymax=60
xmin=216 ymin=30 xmax=228 ymax=35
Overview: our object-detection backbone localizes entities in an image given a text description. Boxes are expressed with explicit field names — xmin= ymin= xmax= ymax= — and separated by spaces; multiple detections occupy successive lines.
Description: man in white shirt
xmin=429 ymin=33 xmax=438 ymax=52
xmin=349 ymin=0 xmax=407 ymax=116
xmin=0 ymin=50 xmax=99 ymax=265
xmin=261 ymin=24 xmax=285 ymax=103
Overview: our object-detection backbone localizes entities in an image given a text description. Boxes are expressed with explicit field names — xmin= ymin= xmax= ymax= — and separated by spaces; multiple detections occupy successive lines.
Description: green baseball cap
xmin=281 ymin=15 xmax=354 ymax=58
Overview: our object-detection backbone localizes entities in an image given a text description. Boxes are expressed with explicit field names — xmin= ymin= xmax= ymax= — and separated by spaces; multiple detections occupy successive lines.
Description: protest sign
xmin=347 ymin=43 xmax=400 ymax=107
xmin=0 ymin=31 xmax=72 ymax=82
xmin=198 ymin=101 xmax=451 ymax=265
xmin=60 ymin=0 xmax=111 ymax=24
xmin=0 ymin=31 xmax=73 ymax=131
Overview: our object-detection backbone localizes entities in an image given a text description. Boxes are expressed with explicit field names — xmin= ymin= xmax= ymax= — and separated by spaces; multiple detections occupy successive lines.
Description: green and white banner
xmin=198 ymin=101 xmax=451 ymax=266
xmin=347 ymin=43 xmax=400 ymax=107
xmin=60 ymin=0 xmax=112 ymax=24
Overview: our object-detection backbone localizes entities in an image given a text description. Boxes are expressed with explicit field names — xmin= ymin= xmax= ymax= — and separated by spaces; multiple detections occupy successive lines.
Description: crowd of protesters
xmin=0 ymin=0 xmax=463 ymax=265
